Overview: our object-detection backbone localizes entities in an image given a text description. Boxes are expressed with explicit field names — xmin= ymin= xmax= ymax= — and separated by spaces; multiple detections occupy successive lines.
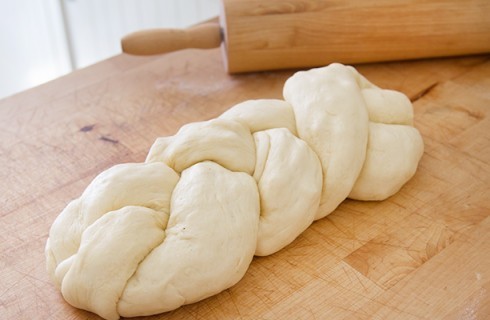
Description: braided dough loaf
xmin=45 ymin=63 xmax=424 ymax=319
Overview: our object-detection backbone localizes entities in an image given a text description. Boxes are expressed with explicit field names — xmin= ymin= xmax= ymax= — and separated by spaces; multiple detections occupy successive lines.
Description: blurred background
xmin=0 ymin=0 xmax=220 ymax=99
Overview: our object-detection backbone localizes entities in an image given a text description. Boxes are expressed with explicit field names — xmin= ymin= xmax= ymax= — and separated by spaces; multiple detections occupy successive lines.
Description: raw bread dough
xmin=152 ymin=118 xmax=256 ymax=174
xmin=253 ymin=128 xmax=322 ymax=256
xmin=46 ymin=161 xmax=179 ymax=283
xmin=283 ymin=64 xmax=369 ymax=219
xmin=349 ymin=123 xmax=424 ymax=200
xmin=220 ymin=99 xmax=298 ymax=135
xmin=118 ymin=161 xmax=259 ymax=317
xmin=46 ymin=63 xmax=424 ymax=319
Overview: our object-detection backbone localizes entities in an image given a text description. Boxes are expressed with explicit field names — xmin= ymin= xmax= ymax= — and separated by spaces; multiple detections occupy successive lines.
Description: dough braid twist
xmin=45 ymin=64 xmax=424 ymax=320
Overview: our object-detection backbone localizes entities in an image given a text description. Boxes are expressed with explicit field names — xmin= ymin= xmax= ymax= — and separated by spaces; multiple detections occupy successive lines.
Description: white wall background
xmin=0 ymin=0 xmax=220 ymax=99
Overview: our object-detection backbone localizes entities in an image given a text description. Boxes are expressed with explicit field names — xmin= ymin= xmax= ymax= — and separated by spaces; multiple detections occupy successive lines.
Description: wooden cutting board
xmin=0 ymin=49 xmax=489 ymax=319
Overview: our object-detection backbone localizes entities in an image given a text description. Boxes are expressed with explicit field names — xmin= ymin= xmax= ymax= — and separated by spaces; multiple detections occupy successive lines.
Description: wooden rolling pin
xmin=121 ymin=0 xmax=490 ymax=73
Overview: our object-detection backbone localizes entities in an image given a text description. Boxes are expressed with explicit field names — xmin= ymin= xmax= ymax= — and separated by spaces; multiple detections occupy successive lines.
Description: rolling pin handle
xmin=121 ymin=22 xmax=222 ymax=56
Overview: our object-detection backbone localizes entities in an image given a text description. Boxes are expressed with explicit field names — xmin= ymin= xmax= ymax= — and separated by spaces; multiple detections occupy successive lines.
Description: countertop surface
xmin=1 ymin=49 xmax=489 ymax=319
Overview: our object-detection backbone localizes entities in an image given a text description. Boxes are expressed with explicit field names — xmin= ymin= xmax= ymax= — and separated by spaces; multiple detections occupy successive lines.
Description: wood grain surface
xmin=1 ymin=48 xmax=489 ymax=319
